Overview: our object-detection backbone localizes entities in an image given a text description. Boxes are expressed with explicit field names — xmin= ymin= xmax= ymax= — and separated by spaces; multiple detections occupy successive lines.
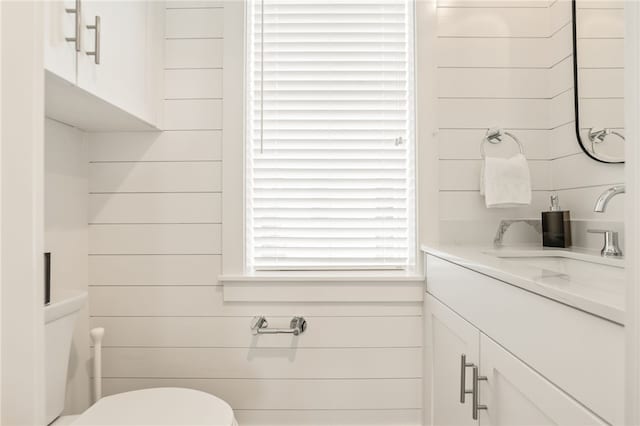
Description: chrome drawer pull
xmin=472 ymin=365 xmax=488 ymax=420
xmin=86 ymin=15 xmax=100 ymax=64
xmin=65 ymin=0 xmax=82 ymax=51
xmin=460 ymin=354 xmax=474 ymax=403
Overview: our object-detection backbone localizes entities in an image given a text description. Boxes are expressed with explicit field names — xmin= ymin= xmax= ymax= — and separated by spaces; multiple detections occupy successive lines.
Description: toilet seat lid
xmin=71 ymin=388 xmax=235 ymax=426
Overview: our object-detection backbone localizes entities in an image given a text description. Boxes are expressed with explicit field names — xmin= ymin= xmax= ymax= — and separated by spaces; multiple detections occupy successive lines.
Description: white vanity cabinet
xmin=425 ymin=295 xmax=479 ymax=426
xmin=479 ymin=333 xmax=605 ymax=426
xmin=427 ymin=295 xmax=608 ymax=426
xmin=44 ymin=0 xmax=162 ymax=129
xmin=424 ymin=253 xmax=624 ymax=426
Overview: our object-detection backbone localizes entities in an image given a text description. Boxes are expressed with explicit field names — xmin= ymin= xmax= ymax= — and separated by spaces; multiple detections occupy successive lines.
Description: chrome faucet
xmin=594 ymin=185 xmax=625 ymax=213
xmin=591 ymin=185 xmax=625 ymax=257
xmin=587 ymin=229 xmax=623 ymax=257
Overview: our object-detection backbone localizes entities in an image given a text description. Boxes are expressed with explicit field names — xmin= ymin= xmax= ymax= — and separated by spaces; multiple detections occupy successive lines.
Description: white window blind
xmin=246 ymin=0 xmax=416 ymax=271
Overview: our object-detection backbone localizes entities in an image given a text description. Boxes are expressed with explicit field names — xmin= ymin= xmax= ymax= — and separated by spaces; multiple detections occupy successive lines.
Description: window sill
xmin=218 ymin=271 xmax=425 ymax=303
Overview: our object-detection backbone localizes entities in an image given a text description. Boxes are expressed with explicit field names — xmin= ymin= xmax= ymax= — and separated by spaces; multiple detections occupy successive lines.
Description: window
xmin=246 ymin=0 xmax=416 ymax=271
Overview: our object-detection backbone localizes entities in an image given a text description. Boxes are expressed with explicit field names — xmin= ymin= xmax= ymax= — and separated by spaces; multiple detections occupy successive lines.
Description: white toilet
xmin=45 ymin=291 xmax=237 ymax=426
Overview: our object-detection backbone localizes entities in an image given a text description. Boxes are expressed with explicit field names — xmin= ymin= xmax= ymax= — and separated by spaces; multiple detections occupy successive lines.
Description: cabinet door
xmin=77 ymin=0 xmax=149 ymax=120
xmin=478 ymin=334 xmax=606 ymax=426
xmin=425 ymin=294 xmax=480 ymax=426
xmin=44 ymin=0 xmax=77 ymax=83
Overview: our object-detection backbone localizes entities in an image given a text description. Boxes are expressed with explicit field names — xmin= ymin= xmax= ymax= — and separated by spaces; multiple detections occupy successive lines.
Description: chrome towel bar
xmin=251 ymin=316 xmax=307 ymax=335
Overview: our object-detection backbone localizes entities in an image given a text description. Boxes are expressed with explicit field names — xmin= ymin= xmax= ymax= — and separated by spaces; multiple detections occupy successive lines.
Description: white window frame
xmin=243 ymin=0 xmax=418 ymax=273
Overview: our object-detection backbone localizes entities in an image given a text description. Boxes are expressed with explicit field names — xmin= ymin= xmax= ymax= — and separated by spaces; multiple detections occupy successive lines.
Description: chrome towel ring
xmin=480 ymin=128 xmax=525 ymax=159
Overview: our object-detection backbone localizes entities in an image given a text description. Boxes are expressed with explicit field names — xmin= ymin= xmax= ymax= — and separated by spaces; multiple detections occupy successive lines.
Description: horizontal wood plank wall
xmin=549 ymin=0 xmax=625 ymax=225
xmin=438 ymin=0 xmax=625 ymax=245
xmin=549 ymin=0 xmax=578 ymax=161
xmin=437 ymin=0 xmax=553 ymax=243
xmin=87 ymin=2 xmax=422 ymax=425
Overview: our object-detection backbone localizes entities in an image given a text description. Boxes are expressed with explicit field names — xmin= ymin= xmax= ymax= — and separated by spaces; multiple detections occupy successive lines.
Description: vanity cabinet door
xmin=425 ymin=294 xmax=480 ymax=426
xmin=478 ymin=334 xmax=606 ymax=426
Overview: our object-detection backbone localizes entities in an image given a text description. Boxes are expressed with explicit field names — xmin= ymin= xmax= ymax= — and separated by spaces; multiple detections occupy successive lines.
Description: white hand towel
xmin=480 ymin=153 xmax=532 ymax=208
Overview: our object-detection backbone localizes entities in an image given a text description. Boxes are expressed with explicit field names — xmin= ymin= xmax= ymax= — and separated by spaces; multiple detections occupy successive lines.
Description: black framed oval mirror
xmin=572 ymin=0 xmax=625 ymax=163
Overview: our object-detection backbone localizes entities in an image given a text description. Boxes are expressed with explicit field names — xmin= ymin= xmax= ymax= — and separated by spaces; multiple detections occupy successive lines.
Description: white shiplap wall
xmin=85 ymin=1 xmax=625 ymax=422
xmin=88 ymin=3 xmax=422 ymax=425
xmin=438 ymin=0 xmax=625 ymax=245
xmin=575 ymin=0 xmax=624 ymax=161
xmin=548 ymin=0 xmax=625 ymax=252
xmin=550 ymin=0 xmax=625 ymax=225
xmin=437 ymin=0 xmax=554 ymax=243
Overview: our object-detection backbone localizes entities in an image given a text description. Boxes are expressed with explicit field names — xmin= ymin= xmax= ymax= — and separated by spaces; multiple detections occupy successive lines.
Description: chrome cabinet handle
xmin=472 ymin=365 xmax=488 ymax=420
xmin=65 ymin=0 xmax=82 ymax=51
xmin=459 ymin=354 xmax=474 ymax=403
xmin=86 ymin=16 xmax=100 ymax=64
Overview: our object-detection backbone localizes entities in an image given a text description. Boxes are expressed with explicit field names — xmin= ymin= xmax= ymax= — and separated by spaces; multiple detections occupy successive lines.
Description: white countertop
xmin=421 ymin=244 xmax=625 ymax=325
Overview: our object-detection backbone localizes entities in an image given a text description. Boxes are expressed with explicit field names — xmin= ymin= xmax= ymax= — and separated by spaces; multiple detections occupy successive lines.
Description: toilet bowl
xmin=46 ymin=293 xmax=237 ymax=426
xmin=65 ymin=388 xmax=237 ymax=426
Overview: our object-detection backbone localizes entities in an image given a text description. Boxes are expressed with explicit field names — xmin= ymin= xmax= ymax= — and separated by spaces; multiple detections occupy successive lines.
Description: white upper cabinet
xmin=77 ymin=0 xmax=150 ymax=123
xmin=44 ymin=0 xmax=78 ymax=83
xmin=44 ymin=0 xmax=162 ymax=130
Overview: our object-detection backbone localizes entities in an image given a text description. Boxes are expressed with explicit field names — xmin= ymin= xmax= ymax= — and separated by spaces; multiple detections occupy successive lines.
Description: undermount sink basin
xmin=483 ymin=248 xmax=624 ymax=269
xmin=482 ymin=248 xmax=625 ymax=291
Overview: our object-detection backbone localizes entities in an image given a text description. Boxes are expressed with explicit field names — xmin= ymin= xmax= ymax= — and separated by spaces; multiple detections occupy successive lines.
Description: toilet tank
xmin=44 ymin=291 xmax=87 ymax=425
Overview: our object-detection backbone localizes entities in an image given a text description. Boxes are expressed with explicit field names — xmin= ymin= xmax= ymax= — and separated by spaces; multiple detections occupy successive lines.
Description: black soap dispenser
xmin=542 ymin=195 xmax=572 ymax=248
